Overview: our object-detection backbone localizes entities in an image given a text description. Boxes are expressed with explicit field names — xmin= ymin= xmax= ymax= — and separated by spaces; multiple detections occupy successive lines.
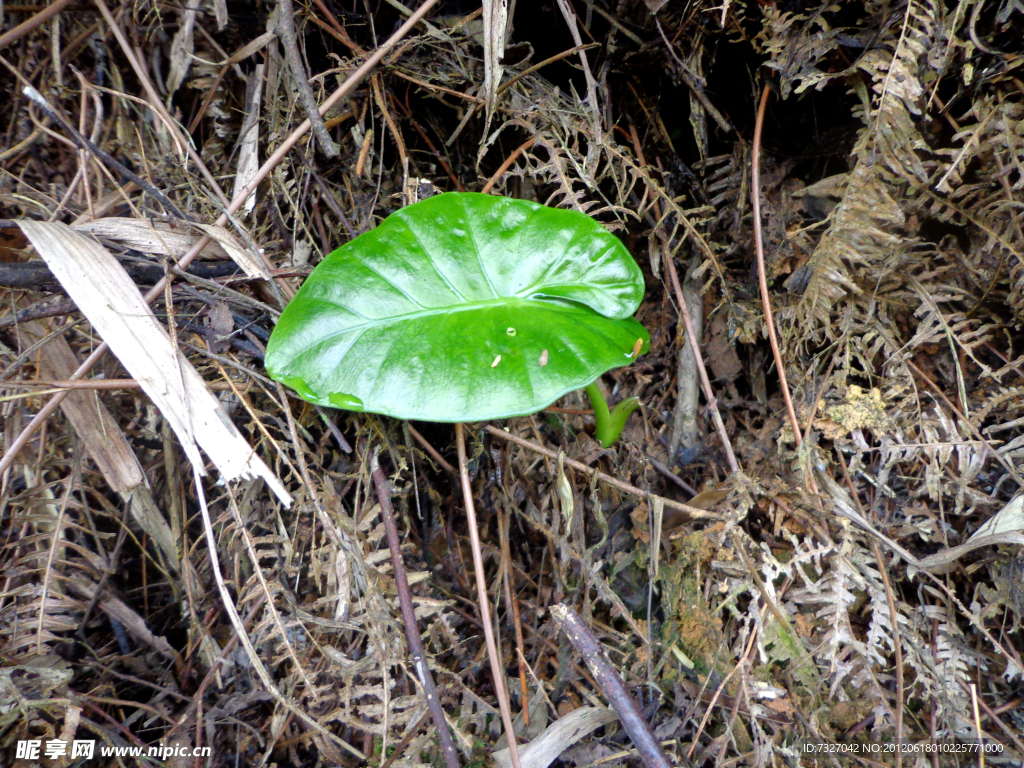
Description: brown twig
xmin=959 ymin=682 xmax=1024 ymax=758
xmin=484 ymin=425 xmax=721 ymax=519
xmin=407 ymin=423 xmax=457 ymax=474
xmin=372 ymin=74 xmax=408 ymax=173
xmin=379 ymin=709 xmax=434 ymax=768
xmin=455 ymin=422 xmax=523 ymax=768
xmin=0 ymin=298 xmax=78 ymax=328
xmin=186 ymin=63 xmax=231 ymax=135
xmin=0 ymin=257 xmax=243 ymax=290
xmin=655 ymin=19 xmax=736 ymax=136
xmin=370 ymin=454 xmax=461 ymax=768
xmin=481 ymin=137 xmax=535 ymax=194
xmin=687 ymin=627 xmax=759 ymax=760
xmin=496 ymin=44 xmax=600 ymax=98
xmin=305 ymin=9 xmax=364 ymax=54
xmin=663 ymin=251 xmax=739 ymax=474
xmin=278 ymin=0 xmax=339 ymax=156
xmin=0 ymin=0 xmax=76 ymax=49
xmin=0 ymin=0 xmax=441 ymax=477
xmin=498 ymin=504 xmax=530 ymax=727
xmin=444 ymin=43 xmax=599 ymax=147
xmin=751 ymin=85 xmax=801 ymax=447
xmin=549 ymin=604 xmax=672 ymax=768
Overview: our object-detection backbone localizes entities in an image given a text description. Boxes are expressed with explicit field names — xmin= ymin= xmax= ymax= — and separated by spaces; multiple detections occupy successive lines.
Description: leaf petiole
xmin=584 ymin=380 xmax=641 ymax=448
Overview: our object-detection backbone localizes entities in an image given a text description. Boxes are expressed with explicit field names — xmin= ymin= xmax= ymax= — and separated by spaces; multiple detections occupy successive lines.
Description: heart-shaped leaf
xmin=266 ymin=192 xmax=648 ymax=422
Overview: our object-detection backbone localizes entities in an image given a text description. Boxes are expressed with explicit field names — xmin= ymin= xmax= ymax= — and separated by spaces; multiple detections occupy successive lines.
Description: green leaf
xmin=266 ymin=192 xmax=649 ymax=422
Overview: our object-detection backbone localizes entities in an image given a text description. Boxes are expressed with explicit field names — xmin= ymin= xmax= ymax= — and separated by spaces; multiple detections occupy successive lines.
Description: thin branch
xmin=455 ymin=423 xmax=523 ymax=768
xmin=370 ymin=453 xmax=461 ymax=768
xmin=408 ymin=423 xmax=457 ymax=474
xmin=278 ymin=0 xmax=339 ymax=156
xmin=482 ymin=137 xmax=535 ymax=194
xmin=751 ymin=85 xmax=802 ymax=446
xmin=0 ymin=0 xmax=76 ymax=49
xmin=664 ymin=253 xmax=739 ymax=474
xmin=549 ymin=604 xmax=673 ymax=768
xmin=21 ymin=85 xmax=191 ymax=221
xmin=626 ymin=125 xmax=738 ymax=473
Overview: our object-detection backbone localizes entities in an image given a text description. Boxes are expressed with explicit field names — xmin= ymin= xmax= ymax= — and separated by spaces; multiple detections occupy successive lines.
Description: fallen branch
xmin=370 ymin=453 xmax=462 ymax=768
xmin=549 ymin=604 xmax=673 ymax=768
xmin=0 ymin=259 xmax=242 ymax=290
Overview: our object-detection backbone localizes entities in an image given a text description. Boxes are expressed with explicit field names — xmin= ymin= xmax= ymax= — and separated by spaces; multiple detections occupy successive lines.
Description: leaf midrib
xmin=308 ymin=292 xmax=630 ymax=336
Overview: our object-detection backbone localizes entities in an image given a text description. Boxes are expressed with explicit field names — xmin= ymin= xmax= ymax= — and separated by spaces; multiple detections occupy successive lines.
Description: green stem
xmin=584 ymin=381 xmax=641 ymax=448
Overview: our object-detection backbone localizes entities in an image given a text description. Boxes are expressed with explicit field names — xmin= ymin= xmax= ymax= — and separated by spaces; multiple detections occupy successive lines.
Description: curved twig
xmin=751 ymin=84 xmax=802 ymax=446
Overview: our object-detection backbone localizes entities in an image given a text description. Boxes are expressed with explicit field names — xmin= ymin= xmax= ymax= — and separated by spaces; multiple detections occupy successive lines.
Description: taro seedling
xmin=265 ymin=192 xmax=649 ymax=445
xmin=265 ymin=191 xmax=649 ymax=757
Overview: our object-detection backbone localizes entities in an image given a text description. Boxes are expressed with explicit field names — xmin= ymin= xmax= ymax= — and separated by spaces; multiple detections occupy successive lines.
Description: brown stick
xmin=483 ymin=425 xmax=722 ymax=519
xmin=498 ymin=505 xmax=530 ymax=727
xmin=0 ymin=258 xmax=242 ymax=290
xmin=278 ymin=0 xmax=339 ymax=156
xmin=455 ymin=423 xmax=523 ymax=768
xmin=481 ymin=137 xmax=535 ymax=194
xmin=751 ymin=85 xmax=801 ymax=447
xmin=549 ymin=604 xmax=672 ymax=768
xmin=0 ymin=0 xmax=441 ymax=476
xmin=370 ymin=456 xmax=461 ymax=768
xmin=407 ymin=423 xmax=457 ymax=474
xmin=0 ymin=299 xmax=78 ymax=328
xmin=0 ymin=0 xmax=76 ymax=49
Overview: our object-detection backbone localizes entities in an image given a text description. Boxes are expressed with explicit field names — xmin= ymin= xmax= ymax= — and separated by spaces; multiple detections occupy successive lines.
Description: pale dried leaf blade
xmin=492 ymin=707 xmax=618 ymax=768
xmin=14 ymin=319 xmax=179 ymax=565
xmin=227 ymin=31 xmax=277 ymax=65
xmin=16 ymin=320 xmax=147 ymax=494
xmin=644 ymin=0 xmax=670 ymax=12
xmin=192 ymin=223 xmax=272 ymax=279
xmin=967 ymin=495 xmax=1024 ymax=541
xmin=17 ymin=220 xmax=290 ymax=505
xmin=482 ymin=0 xmax=509 ymax=121
xmin=651 ymin=495 xmax=664 ymax=578
xmin=213 ymin=0 xmax=228 ymax=29
xmin=73 ymin=218 xmax=230 ymax=259
xmin=166 ymin=7 xmax=198 ymax=96
xmin=234 ymin=65 xmax=265 ymax=217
